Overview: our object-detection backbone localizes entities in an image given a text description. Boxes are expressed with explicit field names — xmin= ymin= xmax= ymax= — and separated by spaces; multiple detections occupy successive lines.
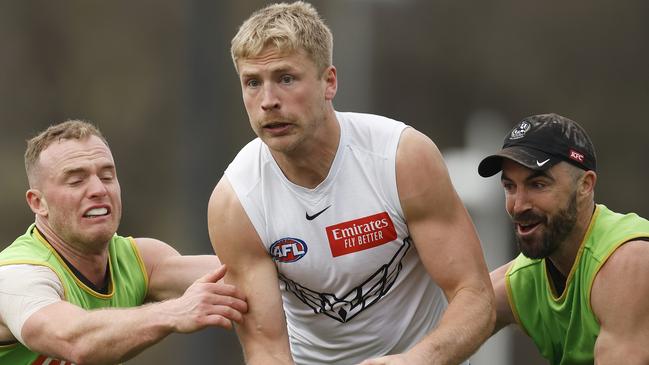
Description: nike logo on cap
xmin=306 ymin=205 xmax=331 ymax=221
xmin=536 ymin=159 xmax=550 ymax=167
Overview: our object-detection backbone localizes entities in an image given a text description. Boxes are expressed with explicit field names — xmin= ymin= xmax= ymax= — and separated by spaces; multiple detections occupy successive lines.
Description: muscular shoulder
xmin=591 ymin=240 xmax=649 ymax=361
xmin=591 ymin=240 xmax=649 ymax=321
xmin=132 ymin=238 xmax=179 ymax=278
xmin=208 ymin=177 xmax=249 ymax=228
xmin=208 ymin=177 xmax=265 ymax=265
xmin=396 ymin=128 xmax=452 ymax=215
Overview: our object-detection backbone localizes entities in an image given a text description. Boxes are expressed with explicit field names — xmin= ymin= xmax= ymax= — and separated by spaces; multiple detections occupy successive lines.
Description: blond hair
xmin=231 ymin=1 xmax=333 ymax=74
xmin=25 ymin=119 xmax=108 ymax=184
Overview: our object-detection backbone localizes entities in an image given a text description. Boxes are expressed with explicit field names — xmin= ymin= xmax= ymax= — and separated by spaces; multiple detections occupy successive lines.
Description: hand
xmin=160 ymin=265 xmax=248 ymax=332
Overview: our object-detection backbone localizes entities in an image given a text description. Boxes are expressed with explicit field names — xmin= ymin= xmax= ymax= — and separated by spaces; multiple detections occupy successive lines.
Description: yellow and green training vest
xmin=0 ymin=224 xmax=149 ymax=365
xmin=506 ymin=204 xmax=649 ymax=365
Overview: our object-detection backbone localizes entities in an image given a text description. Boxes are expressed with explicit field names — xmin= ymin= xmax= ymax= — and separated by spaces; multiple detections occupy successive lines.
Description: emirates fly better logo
xmin=326 ymin=212 xmax=397 ymax=257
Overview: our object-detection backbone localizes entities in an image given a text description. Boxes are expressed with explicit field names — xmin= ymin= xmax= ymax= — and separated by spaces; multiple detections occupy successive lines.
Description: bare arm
xmin=361 ymin=128 xmax=495 ymax=365
xmin=21 ymin=266 xmax=247 ymax=365
xmin=592 ymin=240 xmax=649 ymax=364
xmin=490 ymin=261 xmax=516 ymax=334
xmin=208 ymin=177 xmax=294 ymax=364
xmin=135 ymin=237 xmax=221 ymax=301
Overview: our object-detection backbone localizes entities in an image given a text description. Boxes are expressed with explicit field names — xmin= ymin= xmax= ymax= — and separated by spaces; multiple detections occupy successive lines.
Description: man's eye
xmin=280 ymin=75 xmax=294 ymax=84
xmin=246 ymin=79 xmax=260 ymax=87
xmin=531 ymin=182 xmax=546 ymax=189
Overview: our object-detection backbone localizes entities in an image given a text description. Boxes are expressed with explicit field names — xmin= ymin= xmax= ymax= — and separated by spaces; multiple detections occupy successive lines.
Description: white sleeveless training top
xmin=225 ymin=111 xmax=455 ymax=365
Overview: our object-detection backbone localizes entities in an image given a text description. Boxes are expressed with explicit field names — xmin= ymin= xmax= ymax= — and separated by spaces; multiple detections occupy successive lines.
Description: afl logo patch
xmin=270 ymin=238 xmax=308 ymax=263
xmin=510 ymin=121 xmax=531 ymax=140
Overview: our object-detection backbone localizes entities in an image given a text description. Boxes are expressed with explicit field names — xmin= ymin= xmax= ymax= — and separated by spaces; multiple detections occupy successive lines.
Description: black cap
xmin=478 ymin=113 xmax=597 ymax=177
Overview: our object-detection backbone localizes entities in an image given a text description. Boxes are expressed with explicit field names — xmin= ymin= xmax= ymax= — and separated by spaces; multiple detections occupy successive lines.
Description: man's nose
xmin=509 ymin=190 xmax=532 ymax=217
xmin=87 ymin=175 xmax=108 ymax=198
xmin=260 ymin=84 xmax=280 ymax=111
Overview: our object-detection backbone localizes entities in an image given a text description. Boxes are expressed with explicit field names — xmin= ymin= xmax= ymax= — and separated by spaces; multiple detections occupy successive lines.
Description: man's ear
xmin=323 ymin=65 xmax=337 ymax=100
xmin=579 ymin=170 xmax=597 ymax=197
xmin=26 ymin=189 xmax=48 ymax=217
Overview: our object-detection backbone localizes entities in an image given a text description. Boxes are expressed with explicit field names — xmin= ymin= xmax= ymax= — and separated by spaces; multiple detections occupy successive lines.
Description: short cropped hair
xmin=231 ymin=1 xmax=333 ymax=74
xmin=25 ymin=119 xmax=108 ymax=185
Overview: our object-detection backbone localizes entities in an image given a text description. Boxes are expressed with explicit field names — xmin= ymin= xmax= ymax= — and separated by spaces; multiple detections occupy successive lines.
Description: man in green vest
xmin=478 ymin=113 xmax=649 ymax=364
xmin=0 ymin=120 xmax=248 ymax=364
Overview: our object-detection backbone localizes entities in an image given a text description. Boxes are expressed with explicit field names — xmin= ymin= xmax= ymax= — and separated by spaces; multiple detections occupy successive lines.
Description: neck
xmin=271 ymin=110 xmax=340 ymax=189
xmin=548 ymin=201 xmax=596 ymax=276
xmin=35 ymin=218 xmax=109 ymax=287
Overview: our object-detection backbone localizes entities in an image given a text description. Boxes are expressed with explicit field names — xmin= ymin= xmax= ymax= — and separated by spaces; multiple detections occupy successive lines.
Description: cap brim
xmin=478 ymin=146 xmax=557 ymax=177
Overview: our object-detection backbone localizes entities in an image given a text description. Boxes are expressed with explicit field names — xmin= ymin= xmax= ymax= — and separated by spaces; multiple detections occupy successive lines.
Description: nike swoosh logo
xmin=536 ymin=159 xmax=550 ymax=167
xmin=306 ymin=205 xmax=331 ymax=221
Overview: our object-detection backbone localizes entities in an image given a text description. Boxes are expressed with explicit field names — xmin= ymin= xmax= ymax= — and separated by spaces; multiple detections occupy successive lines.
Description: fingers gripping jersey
xmin=226 ymin=112 xmax=454 ymax=365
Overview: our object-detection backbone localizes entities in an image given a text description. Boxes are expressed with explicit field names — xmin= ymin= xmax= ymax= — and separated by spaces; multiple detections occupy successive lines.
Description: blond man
xmin=208 ymin=2 xmax=495 ymax=364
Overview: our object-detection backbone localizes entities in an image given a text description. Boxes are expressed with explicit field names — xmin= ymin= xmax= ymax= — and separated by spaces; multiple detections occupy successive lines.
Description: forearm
xmin=237 ymin=316 xmax=295 ymax=365
xmin=25 ymin=301 xmax=177 ymax=364
xmin=244 ymin=351 xmax=295 ymax=365
xmin=76 ymin=303 xmax=176 ymax=363
xmin=407 ymin=286 xmax=495 ymax=365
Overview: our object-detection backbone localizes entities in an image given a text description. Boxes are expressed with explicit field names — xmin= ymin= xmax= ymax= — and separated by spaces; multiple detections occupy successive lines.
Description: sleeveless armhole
xmin=224 ymin=175 xmax=267 ymax=249
xmin=127 ymin=237 xmax=150 ymax=300
xmin=505 ymin=262 xmax=531 ymax=337
xmin=224 ymin=140 xmax=269 ymax=250
xmin=386 ymin=125 xmax=408 ymax=220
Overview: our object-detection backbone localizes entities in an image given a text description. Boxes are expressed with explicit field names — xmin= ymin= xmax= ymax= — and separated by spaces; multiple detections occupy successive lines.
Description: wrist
xmin=144 ymin=300 xmax=179 ymax=335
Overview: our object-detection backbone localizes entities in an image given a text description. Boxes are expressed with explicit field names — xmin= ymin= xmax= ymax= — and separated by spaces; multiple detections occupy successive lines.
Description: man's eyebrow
xmin=241 ymin=65 xmax=296 ymax=77
xmin=501 ymin=169 xmax=555 ymax=182
xmin=527 ymin=170 xmax=555 ymax=182
xmin=61 ymin=167 xmax=86 ymax=176
xmin=61 ymin=163 xmax=115 ymax=176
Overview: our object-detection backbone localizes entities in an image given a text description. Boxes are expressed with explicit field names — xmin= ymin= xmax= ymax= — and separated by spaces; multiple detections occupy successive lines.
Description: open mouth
xmin=264 ymin=121 xmax=290 ymax=129
xmin=516 ymin=221 xmax=541 ymax=235
xmin=83 ymin=207 xmax=110 ymax=218
xmin=262 ymin=119 xmax=294 ymax=131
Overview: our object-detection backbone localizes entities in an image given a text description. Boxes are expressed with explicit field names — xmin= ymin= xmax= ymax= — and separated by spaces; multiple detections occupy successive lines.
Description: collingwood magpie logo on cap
xmin=509 ymin=121 xmax=531 ymax=140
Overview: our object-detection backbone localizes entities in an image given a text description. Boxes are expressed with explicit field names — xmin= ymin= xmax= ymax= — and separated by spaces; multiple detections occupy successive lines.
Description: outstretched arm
xmin=592 ymin=240 xmax=649 ymax=364
xmin=135 ymin=237 xmax=222 ymax=301
xmin=20 ymin=266 xmax=247 ymax=364
xmin=361 ymin=128 xmax=495 ymax=365
xmin=208 ymin=177 xmax=294 ymax=364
